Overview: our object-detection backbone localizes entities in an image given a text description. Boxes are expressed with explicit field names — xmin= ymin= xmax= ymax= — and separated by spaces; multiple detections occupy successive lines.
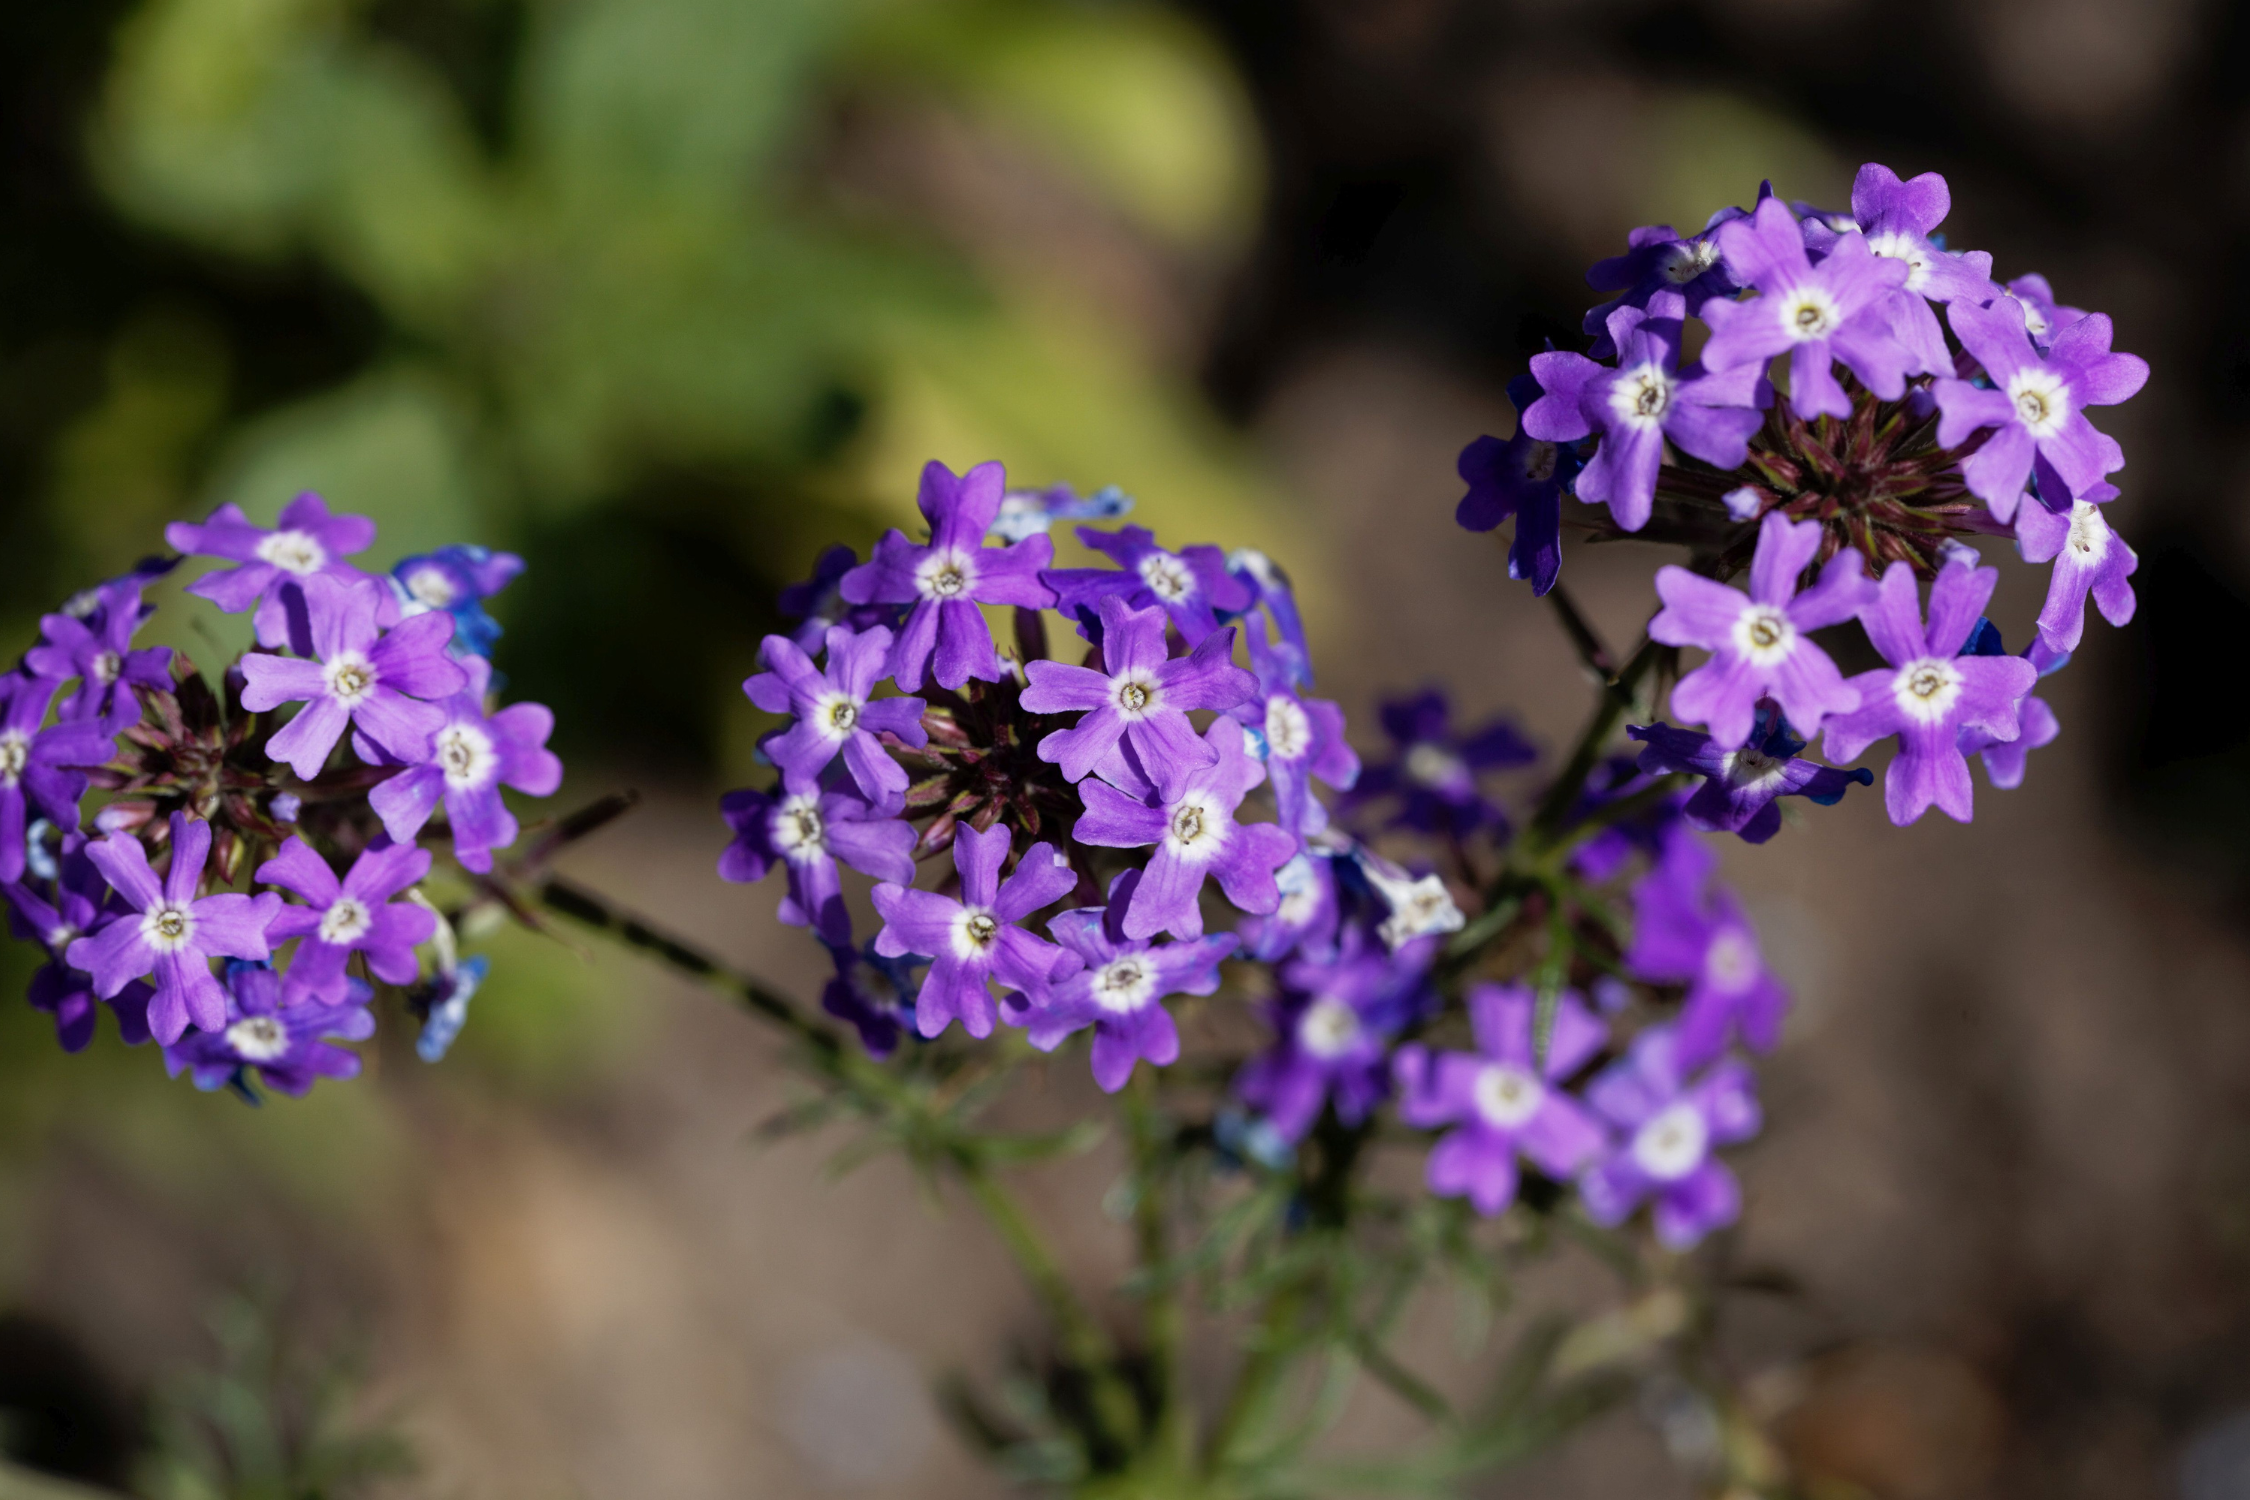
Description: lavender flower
xmin=1578 ymin=1025 xmax=1761 ymax=1250
xmin=1019 ymin=597 xmax=1254 ymax=800
xmin=870 ymin=822 xmax=1079 ymax=1040
xmin=1071 ymin=720 xmax=1297 ymax=941
xmin=1455 ymin=375 xmax=1576 ymax=595
xmin=1583 ymin=220 xmax=1741 ymax=352
xmin=1625 ymin=858 xmax=1788 ymax=1067
xmin=1042 ymin=525 xmax=1253 ymax=648
xmin=1525 ymin=296 xmax=1769 ymax=532
xmin=0 ymin=673 xmax=119 ymax=883
xmin=1231 ymin=630 xmax=1358 ymax=838
xmin=167 ymin=494 xmax=381 ymax=653
xmin=1821 ymin=559 xmax=2038 ymax=825
xmin=25 ymin=578 xmax=174 ymax=725
xmin=1235 ymin=849 xmax=1340 ymax=964
xmin=1348 ymin=690 xmax=1534 ymax=837
xmin=745 ymin=625 xmax=929 ymax=810
xmin=1628 ymin=714 xmax=1872 ymax=845
xmin=239 ymin=574 xmax=468 ymax=779
xmin=257 ymin=837 xmax=438 ymax=1003
xmin=1700 ymin=196 xmax=1914 ymax=420
xmin=4 ymin=835 xmax=153 ymax=1052
xmin=2014 ymin=496 xmax=2137 ymax=653
xmin=367 ymin=655 xmax=564 ymax=872
xmin=990 ymin=482 xmax=1134 ymax=543
xmin=162 ymin=963 xmax=375 ymax=1098
xmin=1650 ymin=513 xmax=1875 ymax=749
xmin=1011 ymin=874 xmax=1237 ymax=1092
xmin=1811 ymin=163 xmax=1999 ymax=376
xmin=1933 ymin=300 xmax=2148 ymax=520
xmin=1225 ymin=549 xmax=1313 ymax=688
xmin=779 ymin=545 xmax=898 ymax=655
xmin=719 ymin=783 xmax=917 ymax=946
xmin=1234 ymin=929 xmax=1432 ymax=1142
xmin=66 ymin=813 xmax=282 ymax=1044
xmin=1392 ymin=983 xmax=1609 ymax=1216
xmin=390 ymin=544 xmax=524 ymax=659
xmin=819 ymin=942 xmax=922 ymax=1059
xmin=2003 ymin=273 xmax=2085 ymax=350
xmin=839 ymin=460 xmax=1057 ymax=692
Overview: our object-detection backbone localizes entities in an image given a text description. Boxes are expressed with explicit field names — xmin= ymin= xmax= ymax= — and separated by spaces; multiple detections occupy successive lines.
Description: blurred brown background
xmin=4 ymin=0 xmax=2249 ymax=1496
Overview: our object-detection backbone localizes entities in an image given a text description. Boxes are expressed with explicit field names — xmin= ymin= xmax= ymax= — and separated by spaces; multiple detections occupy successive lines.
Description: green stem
xmin=1125 ymin=1072 xmax=1192 ymax=1470
xmin=1205 ymin=1280 xmax=1306 ymax=1475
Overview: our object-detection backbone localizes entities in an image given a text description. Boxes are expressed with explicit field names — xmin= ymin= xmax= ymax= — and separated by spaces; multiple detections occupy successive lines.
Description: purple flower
xmin=239 ymin=574 xmax=468 ymax=779
xmin=2002 ymin=273 xmax=2085 ymax=350
xmin=65 ymin=813 xmax=282 ymax=1044
xmin=1234 ymin=928 xmax=1432 ymax=1142
xmin=1933 ymin=300 xmax=2148 ymax=520
xmin=1821 ymin=559 xmax=2039 ymax=826
xmin=4 ymin=835 xmax=153 ymax=1052
xmin=2013 ymin=496 xmax=2137 ymax=654
xmin=1583 ymin=220 xmax=1742 ymax=353
xmin=1577 ymin=1025 xmax=1761 ymax=1250
xmin=1042 ymin=525 xmax=1253 ymax=648
xmin=1348 ymin=690 xmax=1535 ymax=837
xmin=989 ymin=482 xmax=1134 ymax=543
xmin=415 ymin=954 xmax=489 ymax=1062
xmin=870 ymin=822 xmax=1079 ymax=1040
xmin=1811 ymin=163 xmax=1999 ymax=376
xmin=0 ymin=673 xmax=119 ymax=883
xmin=1226 ymin=549 xmax=1314 ymax=688
xmin=1625 ymin=858 xmax=1788 ymax=1067
xmin=1071 ymin=719 xmax=1297 ymax=941
xmin=368 ymin=655 xmax=564 ymax=872
xmin=1650 ymin=513 xmax=1875 ymax=749
xmin=24 ymin=578 xmax=174 ymax=725
xmin=1019 ymin=597 xmax=1254 ymax=800
xmin=1231 ymin=630 xmax=1357 ymax=839
xmin=166 ymin=493 xmax=381 ymax=653
xmin=745 ymin=626 xmax=929 ymax=810
xmin=1525 ymin=296 xmax=1769 ymax=532
xmin=1961 ymin=692 xmax=2059 ymax=791
xmin=839 ymin=460 xmax=1057 ymax=692
xmin=256 ymin=836 xmax=438 ymax=1004
xmin=1627 ymin=713 xmax=1872 ymax=845
xmin=819 ymin=942 xmax=922 ymax=1059
xmin=1009 ymin=874 xmax=1237 ymax=1092
xmin=390 ymin=544 xmax=524 ymax=659
xmin=1455 ymin=376 xmax=1576 ymax=595
xmin=162 ymin=962 xmax=375 ymax=1098
xmin=1700 ymin=196 xmax=1914 ymax=420
xmin=779 ymin=545 xmax=899 ymax=655
xmin=1569 ymin=757 xmax=1692 ymax=883
xmin=1391 ymin=983 xmax=1609 ymax=1216
xmin=718 ymin=782 xmax=917 ymax=946
xmin=1236 ymin=849 xmax=1340 ymax=964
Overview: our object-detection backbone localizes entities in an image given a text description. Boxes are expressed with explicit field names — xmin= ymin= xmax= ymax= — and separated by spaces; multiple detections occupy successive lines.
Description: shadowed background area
xmin=2 ymin=0 xmax=2248 ymax=1497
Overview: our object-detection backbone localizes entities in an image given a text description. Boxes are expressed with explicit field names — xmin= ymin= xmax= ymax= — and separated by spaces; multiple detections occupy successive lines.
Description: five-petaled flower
xmin=1347 ymin=690 xmax=1535 ymax=837
xmin=257 ymin=836 xmax=438 ymax=1004
xmin=0 ymin=673 xmax=119 ymax=883
xmin=1577 ymin=1025 xmax=1762 ymax=1251
xmin=162 ymin=962 xmax=374 ymax=1098
xmin=746 ymin=624 xmax=928 ymax=810
xmin=2015 ymin=496 xmax=2137 ymax=653
xmin=1628 ymin=713 xmax=1872 ymax=845
xmin=1624 ymin=851 xmax=1789 ymax=1068
xmin=1235 ymin=929 xmax=1433 ymax=1142
xmin=719 ymin=783 xmax=917 ymax=946
xmin=1808 ymin=162 xmax=1998 ymax=377
xmin=1231 ymin=629 xmax=1358 ymax=838
xmin=25 ymin=578 xmax=174 ymax=726
xmin=1456 ymin=375 xmax=1575 ymax=596
xmin=870 ymin=822 xmax=1079 ymax=1040
xmin=368 ymin=655 xmax=563 ymax=871
xmin=1042 ymin=525 xmax=1253 ymax=648
xmin=167 ymin=493 xmax=382 ymax=653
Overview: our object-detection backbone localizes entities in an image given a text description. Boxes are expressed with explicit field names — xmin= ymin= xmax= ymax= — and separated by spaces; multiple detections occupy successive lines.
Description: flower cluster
xmin=1462 ymin=163 xmax=2142 ymax=829
xmin=1 ymin=494 xmax=560 ymax=1097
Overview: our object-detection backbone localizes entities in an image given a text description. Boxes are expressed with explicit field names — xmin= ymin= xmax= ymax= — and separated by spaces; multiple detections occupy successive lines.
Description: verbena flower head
xmin=167 ymin=493 xmax=381 ymax=653
xmin=1392 ymin=983 xmax=1609 ymax=1217
xmin=746 ymin=625 xmax=929 ymax=810
xmin=257 ymin=836 xmax=437 ymax=1004
xmin=1577 ymin=1025 xmax=1762 ymax=1250
xmin=26 ymin=577 xmax=175 ymax=726
xmin=0 ymin=673 xmax=118 ymax=883
xmin=368 ymin=655 xmax=563 ymax=872
xmin=870 ymin=822 xmax=1079 ymax=1040
xmin=840 ymin=460 xmax=1057 ymax=692
xmin=1348 ymin=690 xmax=1534 ymax=837
xmin=1455 ymin=376 xmax=1575 ymax=595
xmin=162 ymin=962 xmax=375 ymax=1098
xmin=1235 ymin=929 xmax=1432 ymax=1143
xmin=1651 ymin=513 xmax=1874 ymax=749
xmin=1019 ymin=597 xmax=1254 ymax=802
xmin=389 ymin=544 xmax=524 ymax=659
xmin=1043 ymin=525 xmax=1253 ymax=648
xmin=718 ymin=782 xmax=916 ymax=946
xmin=1821 ymin=558 xmax=2037 ymax=826
xmin=1628 ymin=712 xmax=1872 ymax=845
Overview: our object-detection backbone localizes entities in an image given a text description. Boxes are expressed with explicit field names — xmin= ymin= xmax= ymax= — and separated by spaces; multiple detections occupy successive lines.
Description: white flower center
xmin=256 ymin=529 xmax=328 ymax=575
xmin=2066 ymin=500 xmax=2107 ymax=560
xmin=1520 ymin=440 xmax=1558 ymax=482
xmin=141 ymin=903 xmax=197 ymax=953
xmin=1113 ymin=674 xmax=1160 ymax=719
xmin=225 ymin=1015 xmax=291 ymax=1062
xmin=772 ymin=794 xmax=827 ymax=859
xmin=1166 ymin=797 xmax=1224 ymax=859
xmin=318 ymin=895 xmax=374 ymax=945
xmin=1632 ymin=1103 xmax=1710 ymax=1181
xmin=1473 ymin=1064 xmax=1546 ymax=1129
xmin=1298 ymin=995 xmax=1362 ymax=1059
xmin=435 ymin=723 xmax=499 ymax=790
xmin=1731 ymin=605 xmax=1797 ymax=666
xmin=1137 ymin=552 xmax=1196 ymax=604
xmin=953 ymin=907 xmax=1001 ymax=957
xmin=2006 ymin=367 xmax=2071 ymax=438
xmin=1403 ymin=742 xmax=1466 ymax=790
xmin=1722 ymin=744 xmax=1787 ymax=790
xmin=91 ymin=650 xmax=123 ymax=685
xmin=1778 ymin=285 xmax=1841 ymax=342
xmin=914 ymin=550 xmax=975 ymax=601
xmin=1610 ymin=364 xmax=1673 ymax=427
xmin=322 ymin=651 xmax=379 ymax=706
xmin=1704 ymin=927 xmax=1760 ymax=993
xmin=1091 ymin=957 xmax=1155 ymax=1015
xmin=1264 ymin=696 xmax=1312 ymax=760
xmin=1891 ymin=657 xmax=1964 ymax=723
xmin=1660 ymin=240 xmax=1721 ymax=284
xmin=0 ymin=730 xmax=27 ymax=787
xmin=405 ymin=566 xmax=458 ymax=608
xmin=1865 ymin=230 xmax=1931 ymax=293
xmin=814 ymin=691 xmax=861 ymax=737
